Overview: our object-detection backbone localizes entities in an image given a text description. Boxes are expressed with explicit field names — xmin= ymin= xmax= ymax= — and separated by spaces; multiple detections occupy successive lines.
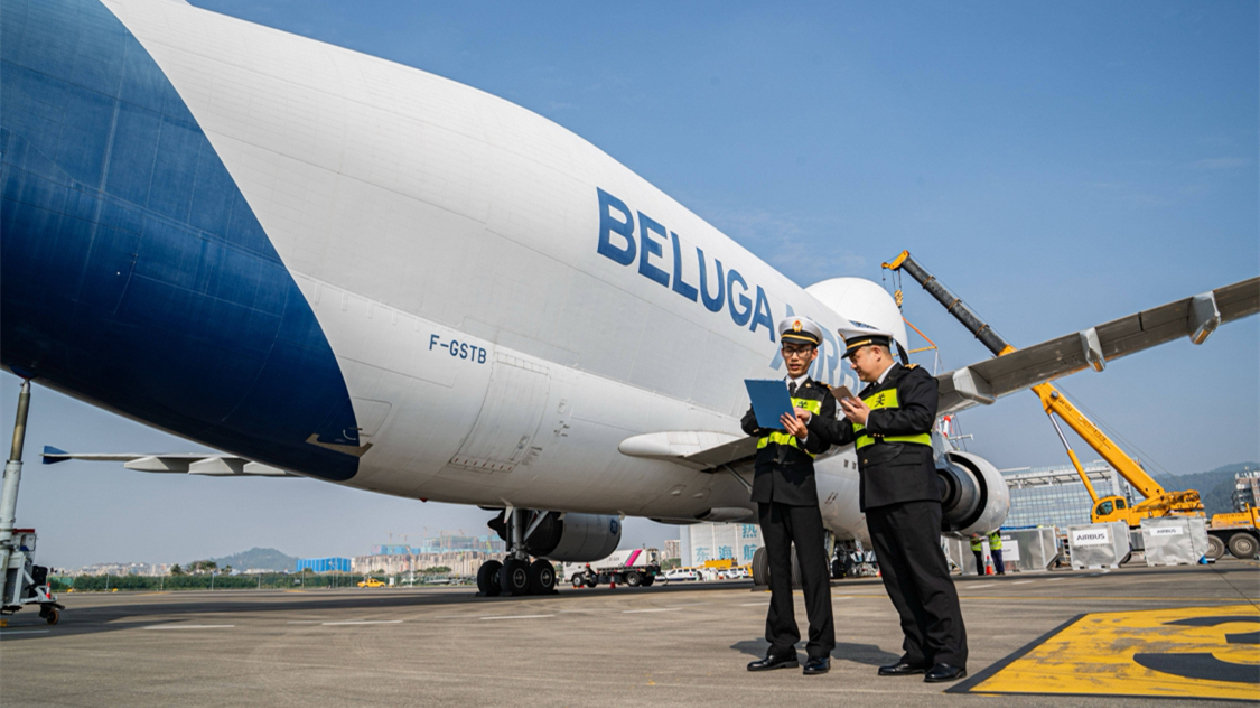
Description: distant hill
xmin=206 ymin=548 xmax=298 ymax=572
xmin=1162 ymin=462 xmax=1259 ymax=517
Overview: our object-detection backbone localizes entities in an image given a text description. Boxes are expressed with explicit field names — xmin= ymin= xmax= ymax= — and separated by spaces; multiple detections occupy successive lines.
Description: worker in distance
xmin=782 ymin=321 xmax=969 ymax=683
xmin=741 ymin=316 xmax=836 ymax=676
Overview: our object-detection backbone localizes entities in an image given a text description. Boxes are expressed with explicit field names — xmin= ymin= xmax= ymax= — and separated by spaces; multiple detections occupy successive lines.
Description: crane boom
xmin=881 ymin=250 xmax=1204 ymax=526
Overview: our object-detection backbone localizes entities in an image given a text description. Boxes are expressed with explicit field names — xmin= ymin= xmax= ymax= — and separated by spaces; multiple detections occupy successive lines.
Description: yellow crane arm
xmin=1031 ymin=382 xmax=1167 ymax=499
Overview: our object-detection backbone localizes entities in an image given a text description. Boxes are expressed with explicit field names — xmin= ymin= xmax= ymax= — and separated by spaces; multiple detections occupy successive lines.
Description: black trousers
xmin=759 ymin=501 xmax=834 ymax=658
xmin=866 ymin=500 xmax=968 ymax=667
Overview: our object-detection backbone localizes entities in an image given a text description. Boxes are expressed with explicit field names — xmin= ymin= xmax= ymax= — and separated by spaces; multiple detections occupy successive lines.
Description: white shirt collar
xmin=785 ymin=373 xmax=808 ymax=389
xmin=874 ymin=362 xmax=896 ymax=385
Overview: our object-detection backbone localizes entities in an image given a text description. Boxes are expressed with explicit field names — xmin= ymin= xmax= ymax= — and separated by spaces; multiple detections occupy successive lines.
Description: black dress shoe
xmin=924 ymin=663 xmax=967 ymax=683
xmin=803 ymin=656 xmax=830 ymax=675
xmin=878 ymin=660 xmax=929 ymax=676
xmin=747 ymin=652 xmax=799 ymax=671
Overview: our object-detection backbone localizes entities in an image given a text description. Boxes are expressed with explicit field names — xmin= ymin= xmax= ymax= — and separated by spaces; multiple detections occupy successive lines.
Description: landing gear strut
xmin=475 ymin=508 xmax=558 ymax=597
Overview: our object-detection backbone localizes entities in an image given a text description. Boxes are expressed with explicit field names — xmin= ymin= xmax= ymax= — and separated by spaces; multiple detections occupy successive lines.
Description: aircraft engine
xmin=518 ymin=512 xmax=623 ymax=562
xmin=937 ymin=450 xmax=1010 ymax=535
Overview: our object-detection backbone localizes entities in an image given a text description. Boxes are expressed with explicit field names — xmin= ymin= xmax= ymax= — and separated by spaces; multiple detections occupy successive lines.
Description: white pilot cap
xmin=837 ymin=320 xmax=896 ymax=356
xmin=777 ymin=316 xmax=823 ymax=346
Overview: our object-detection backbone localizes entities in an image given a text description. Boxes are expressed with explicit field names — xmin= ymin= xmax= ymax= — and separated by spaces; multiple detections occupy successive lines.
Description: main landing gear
xmin=476 ymin=509 xmax=558 ymax=597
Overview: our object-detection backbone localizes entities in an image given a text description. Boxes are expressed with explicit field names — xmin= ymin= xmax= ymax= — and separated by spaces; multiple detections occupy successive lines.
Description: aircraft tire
xmin=477 ymin=560 xmax=503 ymax=597
xmin=570 ymin=575 xmax=584 ymax=589
xmin=752 ymin=547 xmax=769 ymax=587
xmin=1228 ymin=532 xmax=1258 ymax=560
xmin=1206 ymin=535 xmax=1226 ymax=561
xmin=500 ymin=558 xmax=531 ymax=596
xmin=527 ymin=559 xmax=556 ymax=595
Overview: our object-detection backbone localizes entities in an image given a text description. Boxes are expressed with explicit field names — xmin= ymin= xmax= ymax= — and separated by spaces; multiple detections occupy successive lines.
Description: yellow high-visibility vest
xmin=970 ymin=536 xmax=984 ymax=552
xmin=852 ymin=388 xmax=932 ymax=450
xmin=988 ymin=531 xmax=1002 ymax=550
xmin=756 ymin=396 xmax=823 ymax=457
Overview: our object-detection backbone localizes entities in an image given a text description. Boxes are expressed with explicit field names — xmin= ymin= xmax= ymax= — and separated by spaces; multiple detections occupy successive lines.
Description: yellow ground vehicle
xmin=882 ymin=251 xmax=1259 ymax=560
xmin=357 ymin=578 xmax=385 ymax=588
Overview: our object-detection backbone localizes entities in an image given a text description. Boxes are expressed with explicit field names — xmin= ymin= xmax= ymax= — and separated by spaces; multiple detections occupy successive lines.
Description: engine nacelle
xmin=520 ymin=512 xmax=623 ymax=562
xmin=937 ymin=450 xmax=1009 ymax=534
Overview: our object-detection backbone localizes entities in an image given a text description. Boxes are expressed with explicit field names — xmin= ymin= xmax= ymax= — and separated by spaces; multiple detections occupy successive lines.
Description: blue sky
xmin=3 ymin=1 xmax=1255 ymax=568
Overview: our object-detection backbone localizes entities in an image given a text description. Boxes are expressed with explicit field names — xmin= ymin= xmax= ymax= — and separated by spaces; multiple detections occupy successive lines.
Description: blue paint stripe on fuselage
xmin=0 ymin=0 xmax=360 ymax=480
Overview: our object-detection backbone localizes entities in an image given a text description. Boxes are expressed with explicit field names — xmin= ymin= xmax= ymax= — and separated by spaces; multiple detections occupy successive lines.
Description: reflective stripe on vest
xmin=852 ymin=388 xmax=932 ymax=450
xmin=756 ymin=396 xmax=823 ymax=457
xmin=988 ymin=532 xmax=1002 ymax=550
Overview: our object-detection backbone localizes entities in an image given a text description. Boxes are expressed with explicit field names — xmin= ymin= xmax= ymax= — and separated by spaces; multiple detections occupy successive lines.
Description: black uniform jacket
xmin=806 ymin=363 xmax=940 ymax=512
xmin=740 ymin=377 xmax=836 ymax=506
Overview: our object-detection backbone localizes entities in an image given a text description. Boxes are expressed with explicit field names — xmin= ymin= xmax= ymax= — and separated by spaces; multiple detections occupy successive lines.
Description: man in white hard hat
xmin=786 ymin=320 xmax=968 ymax=683
xmin=742 ymin=316 xmax=836 ymax=676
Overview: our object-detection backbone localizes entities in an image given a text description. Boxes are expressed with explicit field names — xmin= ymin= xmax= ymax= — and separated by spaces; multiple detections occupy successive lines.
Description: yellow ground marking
xmin=954 ymin=604 xmax=1260 ymax=701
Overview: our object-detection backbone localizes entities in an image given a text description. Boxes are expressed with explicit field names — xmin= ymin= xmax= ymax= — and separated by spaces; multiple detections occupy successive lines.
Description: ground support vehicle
xmin=0 ymin=381 xmax=63 ymax=626
xmin=1206 ymin=505 xmax=1260 ymax=560
xmin=563 ymin=548 xmax=661 ymax=588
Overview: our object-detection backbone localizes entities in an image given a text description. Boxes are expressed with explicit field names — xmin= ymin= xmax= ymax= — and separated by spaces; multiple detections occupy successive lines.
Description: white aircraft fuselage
xmin=0 ymin=0 xmax=1009 ymax=550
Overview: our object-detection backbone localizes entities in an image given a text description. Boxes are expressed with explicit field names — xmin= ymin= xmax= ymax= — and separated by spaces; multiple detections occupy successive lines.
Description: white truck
xmin=562 ymin=548 xmax=662 ymax=588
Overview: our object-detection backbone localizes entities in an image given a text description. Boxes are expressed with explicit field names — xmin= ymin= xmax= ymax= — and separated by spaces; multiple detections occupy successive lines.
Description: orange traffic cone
xmin=985 ymin=558 xmax=994 ymax=576
xmin=609 ymin=577 xmax=616 ymax=589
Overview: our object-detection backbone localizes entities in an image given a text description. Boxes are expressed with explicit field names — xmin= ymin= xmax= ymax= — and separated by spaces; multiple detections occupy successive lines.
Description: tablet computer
xmin=745 ymin=379 xmax=795 ymax=429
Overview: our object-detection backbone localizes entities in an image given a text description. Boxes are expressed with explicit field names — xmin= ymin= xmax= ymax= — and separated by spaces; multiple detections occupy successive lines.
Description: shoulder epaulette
xmin=905 ymin=363 xmax=919 ymax=369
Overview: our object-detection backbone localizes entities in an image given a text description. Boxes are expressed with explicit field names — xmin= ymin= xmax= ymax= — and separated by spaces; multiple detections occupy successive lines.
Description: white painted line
xmin=478 ymin=614 xmax=555 ymax=620
xmin=963 ymin=584 xmax=994 ymax=589
xmin=0 ymin=630 xmax=51 ymax=634
xmin=286 ymin=620 xmax=327 ymax=624
xmin=1044 ymin=577 xmax=1066 ymax=582
xmin=623 ymin=607 xmax=684 ymax=614
xmin=321 ymin=620 xmax=403 ymax=626
xmin=143 ymin=624 xmax=234 ymax=630
xmin=1011 ymin=580 xmax=1036 ymax=585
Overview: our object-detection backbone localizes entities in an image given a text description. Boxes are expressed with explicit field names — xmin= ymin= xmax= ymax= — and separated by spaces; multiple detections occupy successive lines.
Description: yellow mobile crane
xmin=880 ymin=252 xmax=1259 ymax=560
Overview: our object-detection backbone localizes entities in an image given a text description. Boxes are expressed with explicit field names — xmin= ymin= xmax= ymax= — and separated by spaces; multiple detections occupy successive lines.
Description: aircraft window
xmin=1097 ymin=501 xmax=1114 ymax=516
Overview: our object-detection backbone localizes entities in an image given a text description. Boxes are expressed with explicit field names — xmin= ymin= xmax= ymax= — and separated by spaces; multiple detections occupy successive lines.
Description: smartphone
xmin=831 ymin=385 xmax=857 ymax=403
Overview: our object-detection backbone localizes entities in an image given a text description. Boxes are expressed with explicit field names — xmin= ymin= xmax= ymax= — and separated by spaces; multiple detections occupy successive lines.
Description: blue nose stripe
xmin=1 ymin=0 xmax=360 ymax=480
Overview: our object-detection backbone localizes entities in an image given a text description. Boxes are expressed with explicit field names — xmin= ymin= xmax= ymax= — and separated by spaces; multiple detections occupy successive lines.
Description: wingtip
xmin=41 ymin=445 xmax=68 ymax=464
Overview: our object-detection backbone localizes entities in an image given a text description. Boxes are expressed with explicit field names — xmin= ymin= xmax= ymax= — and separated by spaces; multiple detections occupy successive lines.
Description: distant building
xmin=662 ymin=539 xmax=681 ymax=561
xmin=414 ymin=532 xmax=504 ymax=554
xmin=352 ymin=550 xmax=499 ymax=577
xmin=685 ymin=522 xmax=763 ymax=567
xmin=371 ymin=544 xmax=413 ymax=555
xmin=70 ymin=562 xmax=172 ymax=577
xmin=1002 ymin=459 xmax=1136 ymax=529
xmin=1233 ymin=468 xmax=1260 ymax=512
xmin=296 ymin=557 xmax=351 ymax=573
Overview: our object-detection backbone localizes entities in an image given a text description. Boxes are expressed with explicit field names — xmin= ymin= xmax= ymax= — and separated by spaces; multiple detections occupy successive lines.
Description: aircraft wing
xmin=936 ymin=276 xmax=1260 ymax=414
xmin=41 ymin=447 xmax=295 ymax=476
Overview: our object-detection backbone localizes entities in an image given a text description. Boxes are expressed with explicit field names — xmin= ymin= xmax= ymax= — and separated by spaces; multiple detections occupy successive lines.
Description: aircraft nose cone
xmin=1 ymin=0 xmax=360 ymax=480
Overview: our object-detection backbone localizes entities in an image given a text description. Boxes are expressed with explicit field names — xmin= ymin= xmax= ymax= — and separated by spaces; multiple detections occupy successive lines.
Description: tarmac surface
xmin=2 ymin=560 xmax=1257 ymax=707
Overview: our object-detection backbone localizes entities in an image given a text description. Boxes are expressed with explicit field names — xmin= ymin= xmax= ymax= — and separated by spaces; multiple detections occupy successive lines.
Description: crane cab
xmin=1091 ymin=496 xmax=1131 ymax=524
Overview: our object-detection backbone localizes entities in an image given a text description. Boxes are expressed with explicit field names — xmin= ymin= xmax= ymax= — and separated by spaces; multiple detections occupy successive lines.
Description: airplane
xmin=3 ymin=0 xmax=1257 ymax=596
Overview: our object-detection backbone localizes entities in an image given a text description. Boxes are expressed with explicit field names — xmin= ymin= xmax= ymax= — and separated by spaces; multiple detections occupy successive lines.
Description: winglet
xmin=42 ymin=446 xmax=68 ymax=464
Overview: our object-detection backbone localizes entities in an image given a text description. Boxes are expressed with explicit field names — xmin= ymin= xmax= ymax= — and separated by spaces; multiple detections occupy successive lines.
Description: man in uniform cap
xmin=741 ymin=316 xmax=836 ymax=675
xmin=784 ymin=321 xmax=969 ymax=683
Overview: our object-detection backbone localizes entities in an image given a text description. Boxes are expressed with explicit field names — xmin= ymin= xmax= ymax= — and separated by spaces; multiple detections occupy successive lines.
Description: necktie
xmin=789 ymin=381 xmax=797 ymax=397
